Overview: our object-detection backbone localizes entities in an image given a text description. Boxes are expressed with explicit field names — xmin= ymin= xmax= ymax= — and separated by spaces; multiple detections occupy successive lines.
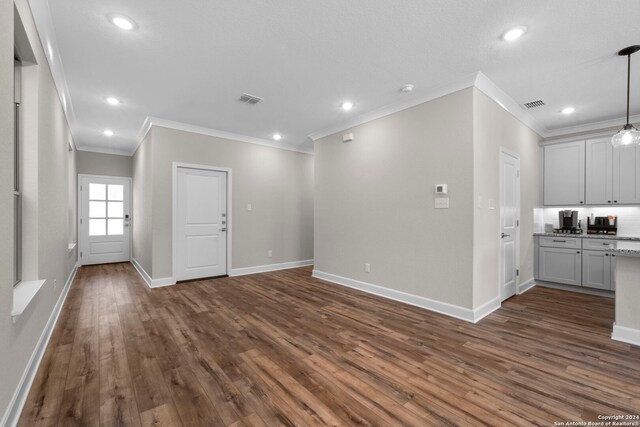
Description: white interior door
xmin=175 ymin=167 xmax=228 ymax=281
xmin=79 ymin=176 xmax=131 ymax=265
xmin=500 ymin=150 xmax=520 ymax=301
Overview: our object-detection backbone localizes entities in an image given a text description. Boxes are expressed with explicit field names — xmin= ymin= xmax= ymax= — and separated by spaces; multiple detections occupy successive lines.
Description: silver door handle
xmin=501 ymin=233 xmax=510 ymax=238
xmin=221 ymin=228 xmax=227 ymax=232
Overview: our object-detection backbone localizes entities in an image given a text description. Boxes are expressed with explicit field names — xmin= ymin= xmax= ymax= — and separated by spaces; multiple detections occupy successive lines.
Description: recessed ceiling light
xmin=401 ymin=84 xmax=414 ymax=93
xmin=502 ymin=26 xmax=527 ymax=41
xmin=106 ymin=97 xmax=120 ymax=105
xmin=110 ymin=15 xmax=135 ymax=31
xmin=103 ymin=130 xmax=114 ymax=136
xmin=561 ymin=106 xmax=576 ymax=115
xmin=341 ymin=101 xmax=354 ymax=111
xmin=273 ymin=133 xmax=282 ymax=141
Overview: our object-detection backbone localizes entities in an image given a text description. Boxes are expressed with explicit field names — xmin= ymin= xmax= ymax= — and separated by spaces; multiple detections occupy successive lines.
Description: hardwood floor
xmin=18 ymin=263 xmax=640 ymax=426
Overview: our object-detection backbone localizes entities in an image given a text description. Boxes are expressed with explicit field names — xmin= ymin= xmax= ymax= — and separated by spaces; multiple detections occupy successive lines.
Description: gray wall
xmin=314 ymin=88 xmax=476 ymax=308
xmin=0 ymin=0 xmax=77 ymax=422
xmin=132 ymin=130 xmax=154 ymax=274
xmin=472 ymin=88 xmax=542 ymax=307
xmin=76 ymin=150 xmax=132 ymax=177
xmin=133 ymin=126 xmax=314 ymax=279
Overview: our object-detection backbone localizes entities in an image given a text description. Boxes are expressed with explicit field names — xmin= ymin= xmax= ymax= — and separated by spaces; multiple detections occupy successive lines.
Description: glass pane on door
xmin=89 ymin=219 xmax=106 ymax=236
xmin=108 ymin=219 xmax=123 ymax=235
xmin=108 ymin=184 xmax=124 ymax=201
xmin=89 ymin=201 xmax=106 ymax=218
xmin=89 ymin=183 xmax=106 ymax=200
xmin=108 ymin=201 xmax=123 ymax=218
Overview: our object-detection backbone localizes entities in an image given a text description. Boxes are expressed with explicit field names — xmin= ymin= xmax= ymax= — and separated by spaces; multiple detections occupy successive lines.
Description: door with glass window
xmin=79 ymin=175 xmax=131 ymax=265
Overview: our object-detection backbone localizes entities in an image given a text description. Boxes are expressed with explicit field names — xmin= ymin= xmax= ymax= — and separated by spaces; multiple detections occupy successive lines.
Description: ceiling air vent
xmin=239 ymin=93 xmax=263 ymax=105
xmin=523 ymin=99 xmax=546 ymax=109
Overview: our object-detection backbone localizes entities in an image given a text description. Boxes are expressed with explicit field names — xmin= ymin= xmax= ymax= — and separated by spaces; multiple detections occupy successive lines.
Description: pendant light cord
xmin=627 ymin=53 xmax=631 ymax=126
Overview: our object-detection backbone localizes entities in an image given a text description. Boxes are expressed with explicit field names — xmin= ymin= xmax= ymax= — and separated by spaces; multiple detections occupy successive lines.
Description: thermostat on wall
xmin=435 ymin=184 xmax=448 ymax=195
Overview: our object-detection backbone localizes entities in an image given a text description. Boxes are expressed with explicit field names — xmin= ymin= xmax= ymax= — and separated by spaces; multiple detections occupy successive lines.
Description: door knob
xmin=501 ymin=233 xmax=510 ymax=238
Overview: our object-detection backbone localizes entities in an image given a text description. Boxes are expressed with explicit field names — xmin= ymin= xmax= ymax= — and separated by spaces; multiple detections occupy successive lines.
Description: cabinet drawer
xmin=539 ymin=237 xmax=581 ymax=249
xmin=583 ymin=239 xmax=617 ymax=251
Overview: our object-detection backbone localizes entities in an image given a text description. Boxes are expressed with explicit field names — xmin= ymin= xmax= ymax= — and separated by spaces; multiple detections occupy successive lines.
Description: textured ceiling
xmin=30 ymin=0 xmax=640 ymax=154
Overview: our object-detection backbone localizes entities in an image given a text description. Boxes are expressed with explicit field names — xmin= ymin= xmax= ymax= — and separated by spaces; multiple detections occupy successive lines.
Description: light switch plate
xmin=435 ymin=197 xmax=449 ymax=209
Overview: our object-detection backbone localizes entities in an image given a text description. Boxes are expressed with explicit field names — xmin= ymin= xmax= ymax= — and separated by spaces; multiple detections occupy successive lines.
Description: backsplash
xmin=534 ymin=207 xmax=640 ymax=236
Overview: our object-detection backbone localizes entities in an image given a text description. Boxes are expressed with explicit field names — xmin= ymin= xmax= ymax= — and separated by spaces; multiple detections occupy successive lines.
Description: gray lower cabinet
xmin=538 ymin=246 xmax=582 ymax=286
xmin=581 ymin=250 xmax=612 ymax=290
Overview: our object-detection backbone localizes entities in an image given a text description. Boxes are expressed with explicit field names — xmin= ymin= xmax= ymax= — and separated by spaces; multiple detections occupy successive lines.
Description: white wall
xmin=132 ymin=129 xmax=154 ymax=275
xmin=314 ymin=88 xmax=475 ymax=309
xmin=0 ymin=1 xmax=77 ymax=423
xmin=133 ymin=125 xmax=314 ymax=280
xmin=472 ymin=88 xmax=542 ymax=307
xmin=76 ymin=150 xmax=132 ymax=177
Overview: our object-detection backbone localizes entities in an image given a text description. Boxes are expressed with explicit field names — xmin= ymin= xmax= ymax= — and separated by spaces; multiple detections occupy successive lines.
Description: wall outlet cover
xmin=435 ymin=197 xmax=450 ymax=209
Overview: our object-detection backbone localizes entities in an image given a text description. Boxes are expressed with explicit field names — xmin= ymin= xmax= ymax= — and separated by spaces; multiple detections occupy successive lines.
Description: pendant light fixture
xmin=612 ymin=45 xmax=640 ymax=147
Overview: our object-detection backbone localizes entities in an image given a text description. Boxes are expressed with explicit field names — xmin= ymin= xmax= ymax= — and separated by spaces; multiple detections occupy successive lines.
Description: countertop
xmin=606 ymin=241 xmax=640 ymax=257
xmin=533 ymin=232 xmax=640 ymax=242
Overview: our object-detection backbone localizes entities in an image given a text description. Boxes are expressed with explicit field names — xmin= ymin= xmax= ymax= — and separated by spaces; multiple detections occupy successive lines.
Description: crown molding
xmin=542 ymin=114 xmax=640 ymax=139
xmin=75 ymin=145 xmax=134 ymax=156
xmin=473 ymin=72 xmax=547 ymax=137
xmin=134 ymin=117 xmax=314 ymax=155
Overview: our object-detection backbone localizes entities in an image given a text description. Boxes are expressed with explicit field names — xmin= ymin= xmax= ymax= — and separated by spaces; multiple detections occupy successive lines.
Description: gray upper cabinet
xmin=613 ymin=144 xmax=640 ymax=204
xmin=585 ymin=138 xmax=613 ymax=205
xmin=544 ymin=141 xmax=585 ymax=206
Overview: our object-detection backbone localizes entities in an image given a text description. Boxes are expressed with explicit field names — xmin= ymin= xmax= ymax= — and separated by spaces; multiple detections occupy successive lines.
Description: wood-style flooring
xmin=18 ymin=263 xmax=640 ymax=426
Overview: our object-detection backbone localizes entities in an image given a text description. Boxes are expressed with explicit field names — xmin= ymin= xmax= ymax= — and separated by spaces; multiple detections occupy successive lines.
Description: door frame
xmin=172 ymin=162 xmax=233 ymax=282
xmin=77 ymin=174 xmax=133 ymax=266
xmin=498 ymin=147 xmax=521 ymax=301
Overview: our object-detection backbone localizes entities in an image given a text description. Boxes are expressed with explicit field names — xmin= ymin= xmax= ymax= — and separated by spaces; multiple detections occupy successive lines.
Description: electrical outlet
xmin=364 ymin=263 xmax=370 ymax=273
xmin=267 ymin=250 xmax=272 ymax=258
xmin=247 ymin=203 xmax=252 ymax=211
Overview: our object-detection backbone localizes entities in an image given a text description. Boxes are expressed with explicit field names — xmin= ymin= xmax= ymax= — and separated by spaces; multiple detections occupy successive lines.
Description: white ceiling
xmin=30 ymin=0 xmax=640 ymax=154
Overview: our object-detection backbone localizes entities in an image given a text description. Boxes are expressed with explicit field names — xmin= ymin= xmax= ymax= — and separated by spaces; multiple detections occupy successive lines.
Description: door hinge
xmin=517 ymin=220 xmax=519 ymax=227
xmin=80 ymin=185 xmax=83 ymax=191
xmin=80 ymin=251 xmax=83 ymax=258
xmin=80 ymin=218 xmax=83 ymax=224
xmin=516 ymin=269 xmax=520 ymax=276
xmin=517 ymin=170 xmax=520 ymax=178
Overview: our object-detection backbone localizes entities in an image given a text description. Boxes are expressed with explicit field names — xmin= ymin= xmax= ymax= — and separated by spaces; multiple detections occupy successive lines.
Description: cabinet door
xmin=544 ymin=141 xmax=585 ymax=206
xmin=585 ymin=138 xmax=613 ymax=205
xmin=538 ymin=247 xmax=582 ymax=286
xmin=582 ymin=250 xmax=612 ymax=290
xmin=613 ymin=144 xmax=640 ymax=204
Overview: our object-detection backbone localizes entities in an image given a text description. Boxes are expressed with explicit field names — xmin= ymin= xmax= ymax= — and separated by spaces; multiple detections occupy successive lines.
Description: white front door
xmin=79 ymin=176 xmax=131 ymax=265
xmin=175 ymin=167 xmax=228 ymax=281
xmin=500 ymin=150 xmax=520 ymax=301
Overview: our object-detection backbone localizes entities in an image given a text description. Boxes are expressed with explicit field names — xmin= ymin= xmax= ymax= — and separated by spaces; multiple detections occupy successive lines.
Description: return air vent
xmin=523 ymin=99 xmax=546 ymax=109
xmin=239 ymin=93 xmax=263 ymax=105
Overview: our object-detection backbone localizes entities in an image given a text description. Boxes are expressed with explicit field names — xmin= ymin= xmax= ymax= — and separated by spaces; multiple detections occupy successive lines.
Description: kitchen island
xmin=607 ymin=241 xmax=640 ymax=346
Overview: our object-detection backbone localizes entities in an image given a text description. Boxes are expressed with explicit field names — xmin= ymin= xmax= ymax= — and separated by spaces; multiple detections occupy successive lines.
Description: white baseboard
xmin=1 ymin=262 xmax=78 ymax=427
xmin=612 ymin=323 xmax=640 ymax=347
xmin=230 ymin=259 xmax=314 ymax=277
xmin=312 ymin=270 xmax=499 ymax=323
xmin=130 ymin=258 xmax=175 ymax=288
xmin=518 ymin=278 xmax=536 ymax=295
xmin=472 ymin=296 xmax=501 ymax=323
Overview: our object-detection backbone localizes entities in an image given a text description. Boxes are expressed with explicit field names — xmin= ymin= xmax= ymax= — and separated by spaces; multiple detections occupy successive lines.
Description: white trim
xmin=312 ymin=270 xmax=498 ymax=323
xmin=130 ymin=258 xmax=175 ymax=288
xmin=230 ymin=260 xmax=314 ymax=277
xmin=75 ymin=145 xmax=133 ymax=156
xmin=517 ymin=278 xmax=536 ymax=295
xmin=474 ymin=72 xmax=546 ymax=137
xmin=135 ymin=117 xmax=313 ymax=156
xmin=1 ymin=263 xmax=78 ymax=427
xmin=77 ymin=175 xmax=133 ymax=267
xmin=172 ymin=163 xmax=233 ymax=282
xmin=612 ymin=323 xmax=640 ymax=347
xmin=543 ymin=114 xmax=640 ymax=139
xmin=472 ymin=296 xmax=502 ymax=323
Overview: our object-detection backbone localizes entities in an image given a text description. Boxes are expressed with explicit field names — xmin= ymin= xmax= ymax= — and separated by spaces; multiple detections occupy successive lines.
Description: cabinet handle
xmin=553 ymin=240 xmax=567 ymax=243
xmin=577 ymin=251 xmax=581 ymax=254
xmin=608 ymin=201 xmax=612 ymax=204
xmin=580 ymin=201 xmax=584 ymax=204
xmin=605 ymin=254 xmax=610 ymax=257
xmin=614 ymin=200 xmax=618 ymax=203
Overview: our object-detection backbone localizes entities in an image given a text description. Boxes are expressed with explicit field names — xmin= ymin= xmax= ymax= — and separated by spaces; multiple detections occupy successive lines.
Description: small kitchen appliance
xmin=587 ymin=216 xmax=618 ymax=235
xmin=554 ymin=210 xmax=582 ymax=234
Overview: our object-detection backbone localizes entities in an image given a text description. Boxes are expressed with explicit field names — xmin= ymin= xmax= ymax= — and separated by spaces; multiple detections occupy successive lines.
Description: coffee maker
xmin=555 ymin=210 xmax=581 ymax=234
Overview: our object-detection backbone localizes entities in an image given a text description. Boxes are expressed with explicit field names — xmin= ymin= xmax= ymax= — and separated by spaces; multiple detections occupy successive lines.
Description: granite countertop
xmin=606 ymin=241 xmax=640 ymax=257
xmin=533 ymin=232 xmax=640 ymax=241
